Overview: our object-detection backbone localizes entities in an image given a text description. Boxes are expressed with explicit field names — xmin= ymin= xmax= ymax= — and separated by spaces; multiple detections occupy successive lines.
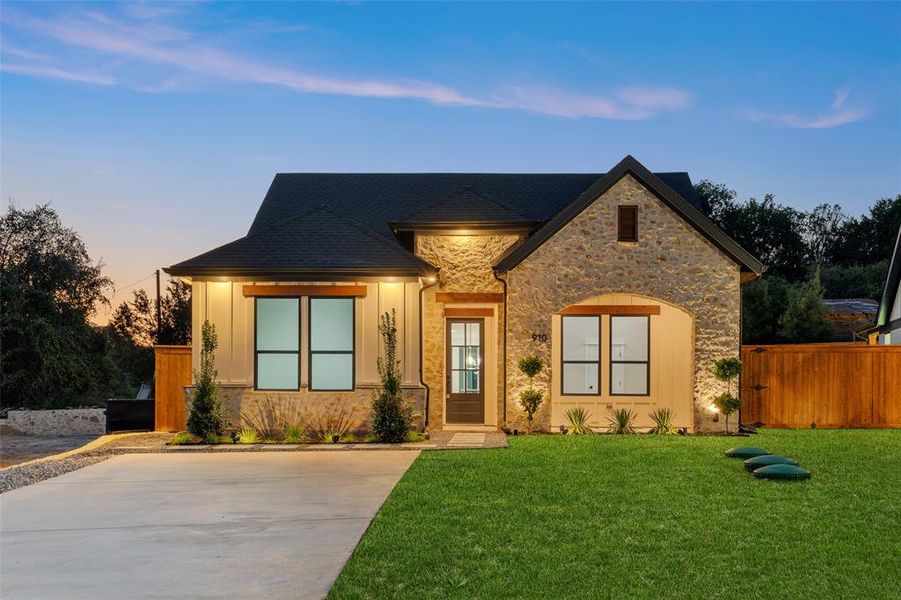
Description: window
xmin=255 ymin=298 xmax=300 ymax=390
xmin=561 ymin=315 xmax=600 ymax=395
xmin=617 ymin=205 xmax=638 ymax=242
xmin=309 ymin=297 xmax=355 ymax=391
xmin=610 ymin=315 xmax=649 ymax=395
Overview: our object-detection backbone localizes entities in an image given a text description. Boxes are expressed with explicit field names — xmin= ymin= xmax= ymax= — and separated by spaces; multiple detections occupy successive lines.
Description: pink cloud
xmin=0 ymin=63 xmax=114 ymax=85
xmin=744 ymin=87 xmax=869 ymax=129
xmin=2 ymin=7 xmax=693 ymax=120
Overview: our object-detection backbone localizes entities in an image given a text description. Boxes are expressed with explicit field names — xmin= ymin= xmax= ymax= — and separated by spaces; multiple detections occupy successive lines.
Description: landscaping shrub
xmin=310 ymin=399 xmax=358 ymax=442
xmin=282 ymin=423 xmax=308 ymax=444
xmin=171 ymin=432 xmax=198 ymax=445
xmin=712 ymin=356 xmax=742 ymax=432
xmin=371 ymin=310 xmax=413 ymax=443
xmin=565 ymin=407 xmax=594 ymax=435
xmin=241 ymin=395 xmax=305 ymax=440
xmin=518 ymin=355 xmax=544 ymax=433
xmin=236 ymin=427 xmax=259 ymax=444
xmin=649 ymin=407 xmax=675 ymax=435
xmin=187 ymin=320 xmax=225 ymax=439
xmin=607 ymin=408 xmax=637 ymax=434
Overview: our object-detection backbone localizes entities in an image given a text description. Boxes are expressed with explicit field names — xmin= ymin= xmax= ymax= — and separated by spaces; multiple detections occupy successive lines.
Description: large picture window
xmin=255 ymin=298 xmax=300 ymax=390
xmin=309 ymin=297 xmax=355 ymax=391
xmin=561 ymin=315 xmax=601 ymax=395
xmin=610 ymin=315 xmax=649 ymax=395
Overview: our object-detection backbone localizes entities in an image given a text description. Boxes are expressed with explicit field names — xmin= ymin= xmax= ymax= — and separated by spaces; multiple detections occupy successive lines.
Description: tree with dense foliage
xmin=1 ymin=204 xmax=132 ymax=408
xmin=109 ymin=281 xmax=192 ymax=386
xmin=696 ymin=181 xmax=900 ymax=343
xmin=779 ymin=267 xmax=834 ymax=343
xmin=187 ymin=320 xmax=224 ymax=438
xmin=371 ymin=310 xmax=412 ymax=442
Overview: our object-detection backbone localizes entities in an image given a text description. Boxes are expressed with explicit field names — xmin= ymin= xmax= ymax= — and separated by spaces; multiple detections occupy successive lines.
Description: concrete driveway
xmin=1 ymin=451 xmax=418 ymax=599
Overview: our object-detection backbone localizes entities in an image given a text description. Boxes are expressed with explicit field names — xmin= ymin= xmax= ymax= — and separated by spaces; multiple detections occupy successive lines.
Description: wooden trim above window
xmin=243 ymin=285 xmax=367 ymax=298
xmin=435 ymin=292 xmax=504 ymax=304
xmin=559 ymin=305 xmax=660 ymax=316
xmin=444 ymin=308 xmax=494 ymax=317
xmin=617 ymin=205 xmax=638 ymax=242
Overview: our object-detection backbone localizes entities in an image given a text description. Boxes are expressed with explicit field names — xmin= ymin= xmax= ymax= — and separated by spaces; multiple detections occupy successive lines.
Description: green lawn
xmin=329 ymin=430 xmax=901 ymax=599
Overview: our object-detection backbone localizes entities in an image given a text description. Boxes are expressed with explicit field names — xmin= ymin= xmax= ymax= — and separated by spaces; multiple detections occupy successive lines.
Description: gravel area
xmin=0 ymin=453 xmax=110 ymax=494
xmin=0 ymin=435 xmax=98 ymax=468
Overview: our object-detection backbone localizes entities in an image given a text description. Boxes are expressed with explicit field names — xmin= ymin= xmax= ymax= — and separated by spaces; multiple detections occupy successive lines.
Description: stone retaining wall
xmin=6 ymin=409 xmax=106 ymax=436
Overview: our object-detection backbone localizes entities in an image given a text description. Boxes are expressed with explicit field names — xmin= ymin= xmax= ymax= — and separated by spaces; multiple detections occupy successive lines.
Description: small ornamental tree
xmin=712 ymin=356 xmax=742 ymax=432
xmin=371 ymin=310 xmax=412 ymax=442
xmin=518 ymin=355 xmax=544 ymax=433
xmin=187 ymin=320 xmax=225 ymax=438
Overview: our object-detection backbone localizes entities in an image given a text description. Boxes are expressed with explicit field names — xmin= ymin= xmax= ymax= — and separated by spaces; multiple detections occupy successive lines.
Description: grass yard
xmin=329 ymin=429 xmax=901 ymax=599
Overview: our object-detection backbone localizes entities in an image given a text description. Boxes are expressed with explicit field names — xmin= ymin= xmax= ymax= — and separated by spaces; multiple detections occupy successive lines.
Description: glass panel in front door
xmin=450 ymin=322 xmax=481 ymax=393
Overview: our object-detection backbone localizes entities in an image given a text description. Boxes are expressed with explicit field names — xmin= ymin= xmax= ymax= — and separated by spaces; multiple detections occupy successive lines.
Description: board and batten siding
xmin=550 ymin=294 xmax=694 ymax=430
xmin=191 ymin=281 xmax=421 ymax=388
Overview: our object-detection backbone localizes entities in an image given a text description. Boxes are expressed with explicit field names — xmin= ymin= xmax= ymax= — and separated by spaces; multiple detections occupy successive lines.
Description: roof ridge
xmin=398 ymin=185 xmax=532 ymax=222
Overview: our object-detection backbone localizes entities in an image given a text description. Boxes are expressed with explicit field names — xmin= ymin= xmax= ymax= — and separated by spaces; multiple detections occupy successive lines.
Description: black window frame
xmin=560 ymin=314 xmax=602 ymax=396
xmin=254 ymin=296 xmax=302 ymax=392
xmin=308 ymin=296 xmax=356 ymax=392
xmin=609 ymin=314 xmax=650 ymax=397
xmin=617 ymin=205 xmax=639 ymax=242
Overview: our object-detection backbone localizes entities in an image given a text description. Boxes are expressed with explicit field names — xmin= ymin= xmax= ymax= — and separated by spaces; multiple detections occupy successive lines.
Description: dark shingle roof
xmin=167 ymin=206 xmax=436 ymax=278
xmin=166 ymin=162 xmax=747 ymax=278
xmin=248 ymin=172 xmax=702 ymax=241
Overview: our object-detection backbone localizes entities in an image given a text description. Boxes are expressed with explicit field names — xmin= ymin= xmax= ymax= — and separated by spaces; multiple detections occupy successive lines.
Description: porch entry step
xmin=446 ymin=433 xmax=487 ymax=448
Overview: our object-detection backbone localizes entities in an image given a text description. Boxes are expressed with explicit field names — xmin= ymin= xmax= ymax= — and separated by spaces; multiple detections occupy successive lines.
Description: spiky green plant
xmin=282 ymin=423 xmax=309 ymax=444
xmin=236 ymin=427 xmax=259 ymax=444
xmin=649 ymin=407 xmax=675 ymax=435
xmin=607 ymin=408 xmax=637 ymax=434
xmin=565 ymin=407 xmax=594 ymax=435
xmin=170 ymin=432 xmax=198 ymax=445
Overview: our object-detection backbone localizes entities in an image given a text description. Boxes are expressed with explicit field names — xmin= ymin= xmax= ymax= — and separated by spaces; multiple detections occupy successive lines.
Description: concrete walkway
xmin=0 ymin=434 xmax=98 ymax=468
xmin=1 ymin=451 xmax=418 ymax=600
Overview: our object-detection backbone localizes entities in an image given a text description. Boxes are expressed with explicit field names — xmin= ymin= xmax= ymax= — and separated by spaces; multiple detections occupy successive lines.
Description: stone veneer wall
xmin=186 ymin=386 xmax=426 ymax=432
xmin=505 ymin=174 xmax=741 ymax=432
xmin=6 ymin=409 xmax=106 ymax=436
xmin=416 ymin=234 xmax=519 ymax=429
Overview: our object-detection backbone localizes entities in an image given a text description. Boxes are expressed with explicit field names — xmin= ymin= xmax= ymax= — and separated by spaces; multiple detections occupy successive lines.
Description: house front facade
xmin=166 ymin=156 xmax=763 ymax=433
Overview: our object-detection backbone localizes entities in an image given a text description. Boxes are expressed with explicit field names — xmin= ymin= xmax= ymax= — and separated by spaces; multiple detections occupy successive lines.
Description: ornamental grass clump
xmin=565 ymin=407 xmax=594 ymax=435
xmin=518 ymin=355 xmax=544 ymax=433
xmin=371 ymin=310 xmax=413 ymax=443
xmin=607 ymin=408 xmax=637 ymax=434
xmin=649 ymin=407 xmax=675 ymax=435
xmin=236 ymin=427 xmax=259 ymax=444
xmin=187 ymin=320 xmax=225 ymax=439
xmin=712 ymin=356 xmax=742 ymax=432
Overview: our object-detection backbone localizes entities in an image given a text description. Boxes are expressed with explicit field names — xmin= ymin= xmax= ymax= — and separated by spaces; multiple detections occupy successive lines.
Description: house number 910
xmin=532 ymin=333 xmax=548 ymax=343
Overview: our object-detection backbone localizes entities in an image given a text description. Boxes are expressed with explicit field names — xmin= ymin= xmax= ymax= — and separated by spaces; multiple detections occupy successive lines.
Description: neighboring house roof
xmin=876 ymin=224 xmax=901 ymax=329
xmin=494 ymin=156 xmax=764 ymax=275
xmin=823 ymin=298 xmax=879 ymax=316
xmin=166 ymin=155 xmax=764 ymax=279
xmin=167 ymin=206 xmax=437 ymax=278
xmin=823 ymin=298 xmax=879 ymax=319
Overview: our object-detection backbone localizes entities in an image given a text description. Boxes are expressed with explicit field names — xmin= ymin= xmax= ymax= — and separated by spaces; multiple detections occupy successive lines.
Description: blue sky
xmin=2 ymin=1 xmax=899 ymax=319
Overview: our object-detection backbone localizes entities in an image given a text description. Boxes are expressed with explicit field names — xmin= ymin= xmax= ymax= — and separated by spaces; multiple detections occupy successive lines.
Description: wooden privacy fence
xmin=154 ymin=345 xmax=192 ymax=432
xmin=741 ymin=343 xmax=901 ymax=428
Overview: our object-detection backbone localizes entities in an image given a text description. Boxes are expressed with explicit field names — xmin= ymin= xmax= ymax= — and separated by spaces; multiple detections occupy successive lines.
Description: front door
xmin=446 ymin=319 xmax=485 ymax=424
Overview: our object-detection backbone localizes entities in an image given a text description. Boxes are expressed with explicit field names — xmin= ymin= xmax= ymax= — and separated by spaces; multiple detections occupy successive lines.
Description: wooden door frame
xmin=445 ymin=318 xmax=486 ymax=424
